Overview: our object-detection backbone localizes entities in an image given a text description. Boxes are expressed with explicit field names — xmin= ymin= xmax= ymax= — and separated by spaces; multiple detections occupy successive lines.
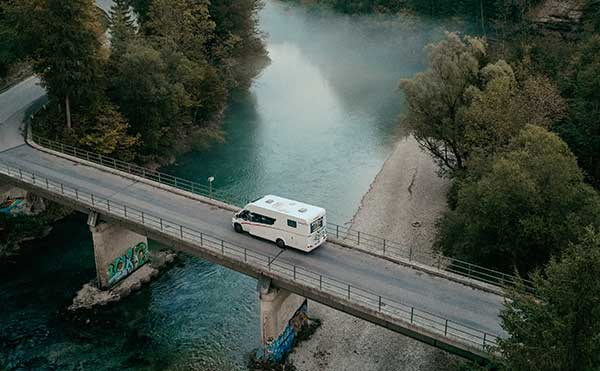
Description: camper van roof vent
xmin=298 ymin=208 xmax=308 ymax=213
xmin=265 ymin=199 xmax=274 ymax=204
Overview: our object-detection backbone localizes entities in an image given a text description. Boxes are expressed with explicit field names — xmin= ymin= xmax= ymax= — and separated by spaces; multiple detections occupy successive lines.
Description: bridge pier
xmin=88 ymin=212 xmax=149 ymax=289
xmin=257 ymin=275 xmax=308 ymax=363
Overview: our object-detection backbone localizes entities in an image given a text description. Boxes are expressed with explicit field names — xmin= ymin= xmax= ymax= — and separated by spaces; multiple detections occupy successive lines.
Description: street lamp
xmin=208 ymin=176 xmax=215 ymax=198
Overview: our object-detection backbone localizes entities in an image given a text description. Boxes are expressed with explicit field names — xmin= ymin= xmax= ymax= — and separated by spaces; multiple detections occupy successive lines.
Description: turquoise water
xmin=1 ymin=2 xmax=461 ymax=369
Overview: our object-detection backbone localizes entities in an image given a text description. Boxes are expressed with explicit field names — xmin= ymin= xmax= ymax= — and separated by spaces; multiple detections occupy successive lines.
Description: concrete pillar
xmin=88 ymin=212 xmax=149 ymax=289
xmin=258 ymin=275 xmax=308 ymax=362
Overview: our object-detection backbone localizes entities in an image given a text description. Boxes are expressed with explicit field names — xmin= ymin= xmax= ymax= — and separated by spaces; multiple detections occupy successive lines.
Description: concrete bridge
xmin=0 ymin=77 xmax=509 ymax=363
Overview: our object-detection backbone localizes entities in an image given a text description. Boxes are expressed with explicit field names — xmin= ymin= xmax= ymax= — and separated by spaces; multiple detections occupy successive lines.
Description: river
xmin=0 ymin=1 xmax=461 ymax=370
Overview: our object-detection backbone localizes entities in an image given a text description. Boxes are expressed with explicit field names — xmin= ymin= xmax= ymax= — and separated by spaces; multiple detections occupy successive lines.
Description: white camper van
xmin=232 ymin=195 xmax=327 ymax=252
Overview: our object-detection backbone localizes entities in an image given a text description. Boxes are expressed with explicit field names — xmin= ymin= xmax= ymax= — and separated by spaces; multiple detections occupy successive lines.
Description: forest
xmin=0 ymin=0 xmax=267 ymax=164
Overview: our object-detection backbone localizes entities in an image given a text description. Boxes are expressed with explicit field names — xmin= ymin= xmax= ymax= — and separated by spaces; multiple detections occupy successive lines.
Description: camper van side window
xmin=287 ymin=220 xmax=297 ymax=228
xmin=263 ymin=216 xmax=276 ymax=225
xmin=251 ymin=213 xmax=276 ymax=226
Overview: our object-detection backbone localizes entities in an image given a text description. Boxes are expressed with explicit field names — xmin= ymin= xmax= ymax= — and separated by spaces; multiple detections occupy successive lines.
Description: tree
xmin=554 ymin=36 xmax=600 ymax=188
xmin=400 ymin=32 xmax=486 ymax=175
xmin=5 ymin=0 xmax=106 ymax=129
xmin=108 ymin=40 xmax=193 ymax=156
xmin=499 ymin=227 xmax=600 ymax=371
xmin=109 ymin=0 xmax=136 ymax=57
xmin=463 ymin=65 xmax=565 ymax=162
xmin=401 ymin=32 xmax=566 ymax=176
xmin=75 ymin=101 xmax=139 ymax=160
xmin=435 ymin=125 xmax=600 ymax=274
xmin=0 ymin=2 xmax=25 ymax=78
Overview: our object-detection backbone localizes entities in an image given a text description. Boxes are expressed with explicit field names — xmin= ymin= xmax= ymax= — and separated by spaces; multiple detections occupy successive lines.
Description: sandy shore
xmin=289 ymin=136 xmax=455 ymax=370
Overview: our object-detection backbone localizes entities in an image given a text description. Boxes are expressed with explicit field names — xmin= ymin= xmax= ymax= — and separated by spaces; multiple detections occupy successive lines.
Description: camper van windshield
xmin=310 ymin=218 xmax=323 ymax=233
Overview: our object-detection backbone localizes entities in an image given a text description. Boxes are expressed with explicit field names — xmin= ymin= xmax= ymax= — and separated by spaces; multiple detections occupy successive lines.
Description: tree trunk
xmin=65 ymin=95 xmax=72 ymax=130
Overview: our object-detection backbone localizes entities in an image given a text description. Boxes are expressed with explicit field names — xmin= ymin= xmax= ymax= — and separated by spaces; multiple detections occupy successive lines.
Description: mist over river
xmin=0 ymin=2 xmax=466 ymax=369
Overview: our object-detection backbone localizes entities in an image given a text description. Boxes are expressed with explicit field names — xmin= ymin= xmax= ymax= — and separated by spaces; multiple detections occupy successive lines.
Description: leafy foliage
xmin=553 ymin=36 xmax=600 ymax=188
xmin=436 ymin=126 xmax=600 ymax=274
xmin=499 ymin=227 xmax=600 ymax=371
xmin=400 ymin=33 xmax=564 ymax=175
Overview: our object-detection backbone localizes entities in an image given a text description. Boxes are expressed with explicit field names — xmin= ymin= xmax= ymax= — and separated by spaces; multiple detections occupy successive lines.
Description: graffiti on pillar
xmin=0 ymin=197 xmax=24 ymax=214
xmin=107 ymin=242 xmax=149 ymax=286
xmin=259 ymin=300 xmax=309 ymax=363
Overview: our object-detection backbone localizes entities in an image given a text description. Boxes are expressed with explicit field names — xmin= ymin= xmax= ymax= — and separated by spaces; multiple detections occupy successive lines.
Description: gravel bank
xmin=289 ymin=136 xmax=455 ymax=370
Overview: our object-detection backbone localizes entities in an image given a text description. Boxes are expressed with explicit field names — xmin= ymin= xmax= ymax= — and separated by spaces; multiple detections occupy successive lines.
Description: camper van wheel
xmin=234 ymin=223 xmax=243 ymax=233
xmin=276 ymin=239 xmax=286 ymax=249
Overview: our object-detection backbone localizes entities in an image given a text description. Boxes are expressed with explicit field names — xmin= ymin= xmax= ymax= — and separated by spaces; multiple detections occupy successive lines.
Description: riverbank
xmin=289 ymin=135 xmax=456 ymax=370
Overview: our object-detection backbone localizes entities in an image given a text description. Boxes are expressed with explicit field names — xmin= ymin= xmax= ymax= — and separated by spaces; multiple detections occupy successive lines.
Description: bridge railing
xmin=31 ymin=135 xmax=533 ymax=292
xmin=32 ymin=135 xmax=249 ymax=207
xmin=1 ymin=161 xmax=500 ymax=353
xmin=326 ymin=223 xmax=534 ymax=291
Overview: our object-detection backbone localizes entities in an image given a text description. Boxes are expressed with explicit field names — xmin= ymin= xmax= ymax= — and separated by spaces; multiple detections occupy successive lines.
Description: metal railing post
xmin=124 ymin=205 xmax=127 ymax=217
xmin=91 ymin=194 xmax=95 ymax=206
xmin=141 ymin=212 xmax=145 ymax=224
xmin=409 ymin=246 xmax=413 ymax=261
xmin=336 ymin=224 xmax=339 ymax=239
xmin=383 ymin=239 xmax=386 ymax=255
xmin=107 ymin=199 xmax=111 ymax=212
xmin=60 ymin=184 xmax=64 ymax=194
xmin=293 ymin=265 xmax=296 ymax=280
xmin=221 ymin=240 xmax=224 ymax=254
xmin=347 ymin=285 xmax=351 ymax=300
xmin=319 ymin=275 xmax=322 ymax=290
xmin=180 ymin=225 xmax=183 ymax=238
xmin=160 ymin=218 xmax=163 ymax=230
xmin=75 ymin=189 xmax=78 ymax=200
xmin=200 ymin=232 xmax=203 ymax=246
xmin=244 ymin=248 xmax=247 ymax=262
xmin=357 ymin=231 xmax=360 ymax=245
xmin=483 ymin=333 xmax=487 ymax=347
xmin=378 ymin=296 xmax=382 ymax=312
xmin=410 ymin=307 xmax=414 ymax=323
xmin=444 ymin=319 xmax=448 ymax=336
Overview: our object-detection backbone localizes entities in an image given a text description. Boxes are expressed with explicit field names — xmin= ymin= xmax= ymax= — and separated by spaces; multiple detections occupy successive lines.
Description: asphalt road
xmin=0 ymin=78 xmax=506 ymax=339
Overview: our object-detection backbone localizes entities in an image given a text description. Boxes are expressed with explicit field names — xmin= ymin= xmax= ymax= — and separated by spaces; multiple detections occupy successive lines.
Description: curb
xmin=329 ymin=238 xmax=506 ymax=297
xmin=25 ymin=130 xmax=241 ymax=214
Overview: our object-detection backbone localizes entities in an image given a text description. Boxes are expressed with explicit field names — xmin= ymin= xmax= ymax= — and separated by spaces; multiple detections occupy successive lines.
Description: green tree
xmin=401 ymin=33 xmax=565 ymax=176
xmin=499 ymin=227 xmax=600 ymax=371
xmin=436 ymin=125 xmax=600 ymax=274
xmin=75 ymin=101 xmax=139 ymax=160
xmin=9 ymin=0 xmax=106 ymax=129
xmin=109 ymin=0 xmax=136 ymax=57
xmin=554 ymin=36 xmax=600 ymax=188
xmin=463 ymin=65 xmax=565 ymax=162
xmin=108 ymin=40 xmax=193 ymax=156
xmin=400 ymin=32 xmax=487 ymax=174
xmin=0 ymin=2 xmax=25 ymax=78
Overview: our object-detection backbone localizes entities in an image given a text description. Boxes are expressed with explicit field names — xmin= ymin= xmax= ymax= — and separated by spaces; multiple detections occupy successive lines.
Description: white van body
xmin=232 ymin=195 xmax=327 ymax=252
